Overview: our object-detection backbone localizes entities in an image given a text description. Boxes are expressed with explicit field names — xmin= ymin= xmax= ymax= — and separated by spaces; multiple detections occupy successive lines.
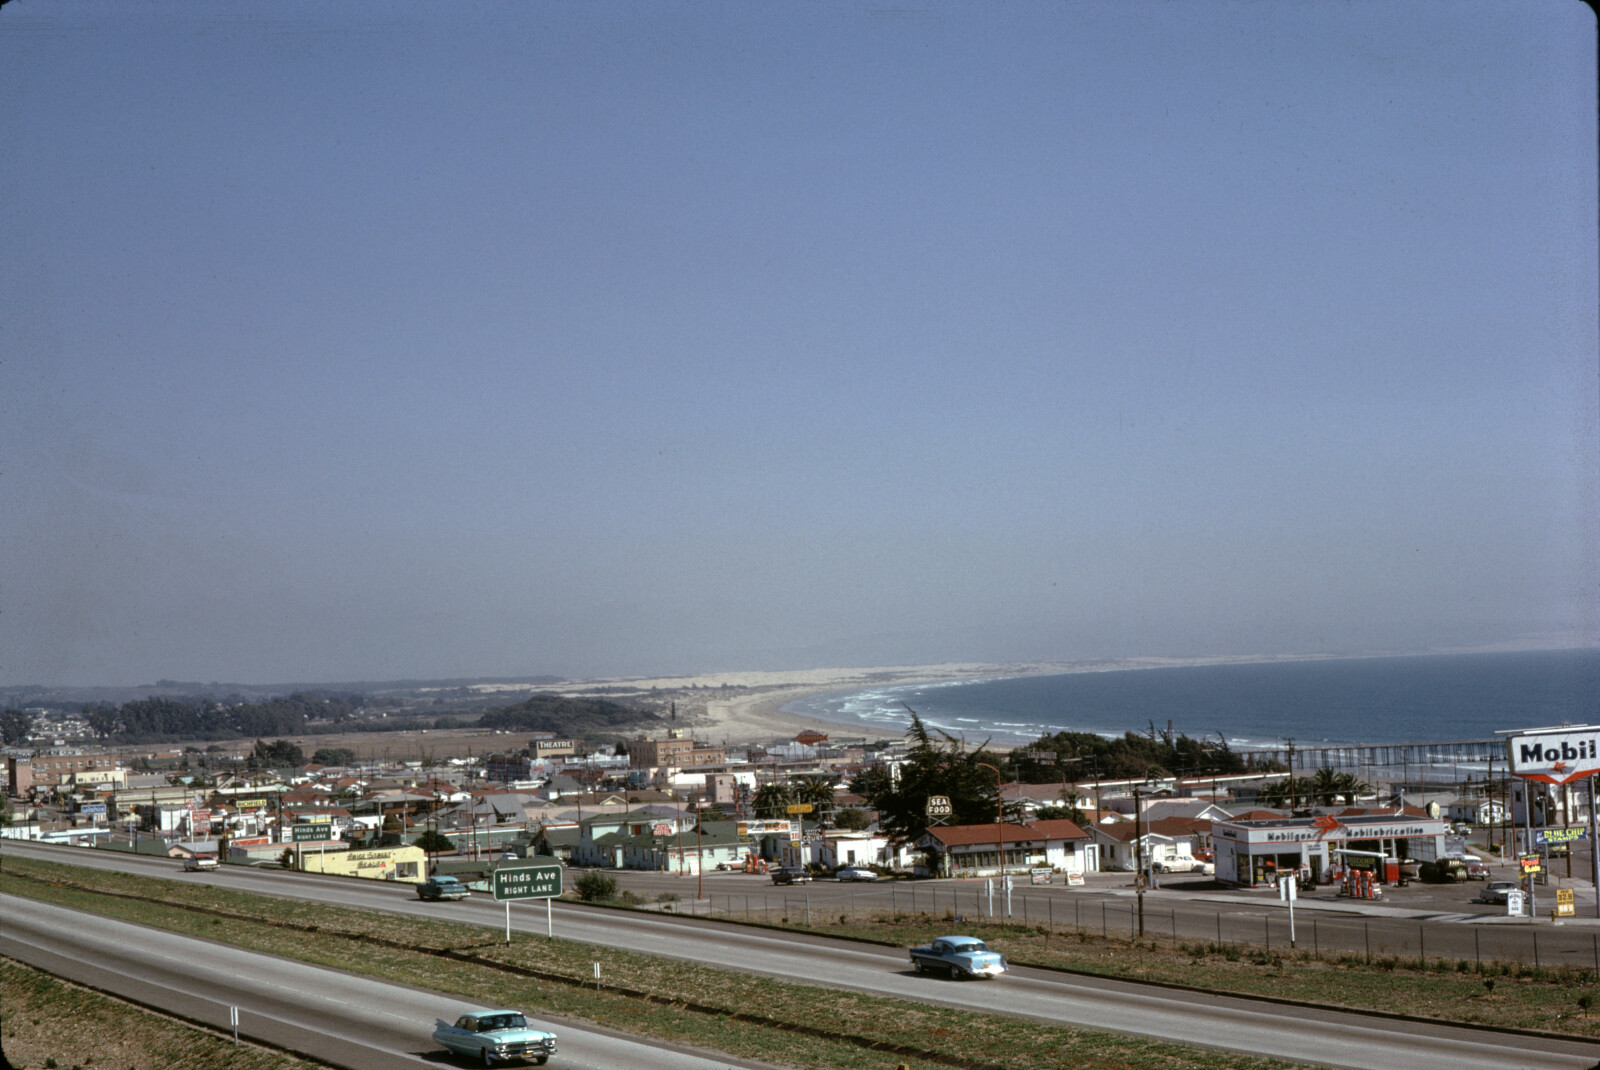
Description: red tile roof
xmin=924 ymin=819 xmax=1089 ymax=846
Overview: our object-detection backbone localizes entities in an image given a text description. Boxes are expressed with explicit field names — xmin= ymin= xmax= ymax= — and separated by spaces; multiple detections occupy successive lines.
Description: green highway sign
xmin=291 ymin=823 xmax=333 ymax=843
xmin=492 ymin=863 xmax=564 ymax=901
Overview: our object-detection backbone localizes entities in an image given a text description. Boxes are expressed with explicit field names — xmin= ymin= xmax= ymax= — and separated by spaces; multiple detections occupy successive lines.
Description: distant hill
xmin=477 ymin=693 xmax=658 ymax=740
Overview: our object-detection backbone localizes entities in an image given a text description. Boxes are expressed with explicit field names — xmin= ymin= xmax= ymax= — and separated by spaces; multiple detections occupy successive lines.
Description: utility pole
xmin=977 ymin=762 xmax=1006 ymax=889
xmin=695 ymin=793 xmax=704 ymax=901
xmin=1134 ymin=784 xmax=1145 ymax=937
xmin=1285 ymin=739 xmax=1296 ymax=812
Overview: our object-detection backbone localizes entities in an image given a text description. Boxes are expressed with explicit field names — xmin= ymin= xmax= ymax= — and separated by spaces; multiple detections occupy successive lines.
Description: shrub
xmin=574 ymin=871 xmax=618 ymax=901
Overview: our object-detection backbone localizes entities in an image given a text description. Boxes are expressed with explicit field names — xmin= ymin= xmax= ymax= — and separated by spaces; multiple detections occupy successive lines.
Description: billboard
xmin=1534 ymin=826 xmax=1589 ymax=846
xmin=1505 ymin=728 xmax=1600 ymax=785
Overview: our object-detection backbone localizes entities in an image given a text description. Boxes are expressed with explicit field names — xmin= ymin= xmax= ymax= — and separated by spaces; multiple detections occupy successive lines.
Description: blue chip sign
xmin=78 ymin=803 xmax=107 ymax=816
xmin=1534 ymin=827 xmax=1590 ymax=846
xmin=492 ymin=863 xmax=563 ymax=901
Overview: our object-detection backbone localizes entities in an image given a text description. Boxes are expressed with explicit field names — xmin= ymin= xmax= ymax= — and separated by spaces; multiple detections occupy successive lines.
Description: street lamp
xmin=976 ymin=762 xmax=1006 ymax=894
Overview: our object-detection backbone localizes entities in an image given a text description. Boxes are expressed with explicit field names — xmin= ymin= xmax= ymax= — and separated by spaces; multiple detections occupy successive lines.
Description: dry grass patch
xmin=0 ymin=958 xmax=316 ymax=1070
xmin=763 ymin=910 xmax=1600 ymax=1038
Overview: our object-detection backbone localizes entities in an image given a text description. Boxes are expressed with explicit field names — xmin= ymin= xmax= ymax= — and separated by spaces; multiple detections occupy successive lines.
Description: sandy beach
xmin=468 ymin=663 xmax=1027 ymax=745
xmin=512 ymin=651 xmax=1399 ymax=746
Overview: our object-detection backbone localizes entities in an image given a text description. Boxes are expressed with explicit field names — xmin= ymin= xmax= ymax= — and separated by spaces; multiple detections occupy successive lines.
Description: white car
xmin=433 ymin=1009 xmax=557 ymax=1066
xmin=835 ymin=867 xmax=880 ymax=882
xmin=182 ymin=853 xmax=219 ymax=871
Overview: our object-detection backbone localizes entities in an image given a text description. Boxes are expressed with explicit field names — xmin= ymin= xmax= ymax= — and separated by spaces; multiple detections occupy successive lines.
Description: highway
xmin=6 ymin=842 xmax=1599 ymax=1070
xmin=1 ymin=895 xmax=762 ymax=1070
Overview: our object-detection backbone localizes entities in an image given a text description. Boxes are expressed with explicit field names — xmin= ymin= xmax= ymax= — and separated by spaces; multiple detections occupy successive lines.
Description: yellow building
xmin=295 ymin=844 xmax=425 ymax=883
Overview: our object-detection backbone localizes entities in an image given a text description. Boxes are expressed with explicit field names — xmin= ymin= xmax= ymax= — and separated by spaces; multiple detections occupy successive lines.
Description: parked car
xmin=1479 ymin=880 xmax=1520 ymax=904
xmin=432 ymin=1009 xmax=556 ymax=1066
xmin=909 ymin=936 xmax=1008 ymax=980
xmin=418 ymin=876 xmax=471 ymax=901
xmin=835 ymin=867 xmax=879 ymax=882
xmin=771 ymin=867 xmax=812 ymax=885
xmin=182 ymin=853 xmax=219 ymax=871
xmin=1461 ymin=856 xmax=1490 ymax=880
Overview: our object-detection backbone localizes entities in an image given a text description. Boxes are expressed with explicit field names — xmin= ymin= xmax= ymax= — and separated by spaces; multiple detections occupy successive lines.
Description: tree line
xmin=477 ymin=693 xmax=658 ymax=739
xmin=850 ymin=714 xmax=1287 ymax=858
xmin=78 ymin=692 xmax=369 ymax=743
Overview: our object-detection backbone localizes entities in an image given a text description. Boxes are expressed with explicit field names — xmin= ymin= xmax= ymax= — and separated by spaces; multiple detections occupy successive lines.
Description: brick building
xmin=8 ymin=752 xmax=120 ymax=796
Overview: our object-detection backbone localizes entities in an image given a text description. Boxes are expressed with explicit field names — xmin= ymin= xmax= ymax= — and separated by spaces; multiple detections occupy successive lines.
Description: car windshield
xmin=477 ymin=1014 xmax=527 ymax=1032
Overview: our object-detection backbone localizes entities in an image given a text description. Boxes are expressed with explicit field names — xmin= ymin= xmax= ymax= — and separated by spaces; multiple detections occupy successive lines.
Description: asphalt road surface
xmin=1 ymin=894 xmax=763 ymax=1070
xmin=615 ymin=864 xmax=1600 ymax=971
xmin=6 ymin=842 xmax=1599 ymax=1070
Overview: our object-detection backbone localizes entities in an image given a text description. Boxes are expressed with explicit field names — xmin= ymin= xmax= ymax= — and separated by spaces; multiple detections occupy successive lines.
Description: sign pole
xmin=1590 ymin=775 xmax=1599 ymax=919
xmin=505 ymin=900 xmax=511 ymax=945
xmin=1524 ymin=785 xmax=1537 ymax=921
xmin=547 ymin=896 xmax=553 ymax=938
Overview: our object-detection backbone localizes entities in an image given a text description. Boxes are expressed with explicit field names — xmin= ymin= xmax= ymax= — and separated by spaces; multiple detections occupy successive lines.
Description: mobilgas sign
xmin=1505 ymin=728 xmax=1600 ymax=785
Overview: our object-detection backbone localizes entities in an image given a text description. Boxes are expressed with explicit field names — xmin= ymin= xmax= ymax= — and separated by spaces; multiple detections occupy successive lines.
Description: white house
xmin=915 ymin=819 xmax=1097 ymax=878
xmin=815 ymin=831 xmax=918 ymax=871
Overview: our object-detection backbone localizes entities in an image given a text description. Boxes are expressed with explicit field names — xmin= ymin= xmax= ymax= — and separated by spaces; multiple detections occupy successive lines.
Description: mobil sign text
xmin=1506 ymin=728 xmax=1600 ymax=785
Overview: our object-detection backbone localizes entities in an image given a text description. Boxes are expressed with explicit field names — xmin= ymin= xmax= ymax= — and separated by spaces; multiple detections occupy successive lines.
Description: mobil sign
xmin=1506 ymin=726 xmax=1600 ymax=785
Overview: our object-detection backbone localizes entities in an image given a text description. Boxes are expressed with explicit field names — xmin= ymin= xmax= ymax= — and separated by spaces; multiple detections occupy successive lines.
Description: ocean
xmin=781 ymin=649 xmax=1600 ymax=752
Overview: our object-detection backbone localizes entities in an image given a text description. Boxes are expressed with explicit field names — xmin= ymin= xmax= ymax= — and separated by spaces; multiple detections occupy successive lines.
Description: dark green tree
xmin=414 ymin=829 xmax=456 ymax=854
xmin=751 ymin=782 xmax=793 ymax=819
xmin=833 ymin=807 xmax=872 ymax=831
xmin=312 ymin=747 xmax=357 ymax=766
xmin=851 ymin=712 xmax=1005 ymax=852
xmin=0 ymin=707 xmax=33 ymax=746
xmin=249 ymin=739 xmax=304 ymax=768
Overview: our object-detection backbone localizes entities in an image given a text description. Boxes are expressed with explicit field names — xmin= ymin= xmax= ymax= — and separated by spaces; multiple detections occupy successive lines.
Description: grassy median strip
xmin=1 ymin=957 xmax=321 ymax=1070
xmin=718 ymin=908 xmax=1600 ymax=1039
xmin=3 ymin=857 xmax=1303 ymax=1070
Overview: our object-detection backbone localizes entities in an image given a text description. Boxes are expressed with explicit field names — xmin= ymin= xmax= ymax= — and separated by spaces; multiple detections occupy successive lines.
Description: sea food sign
xmin=1506 ymin=728 xmax=1600 ymax=785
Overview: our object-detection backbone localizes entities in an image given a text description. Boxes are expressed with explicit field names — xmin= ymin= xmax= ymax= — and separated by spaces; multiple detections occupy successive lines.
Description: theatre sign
xmin=1505 ymin=727 xmax=1600 ymax=785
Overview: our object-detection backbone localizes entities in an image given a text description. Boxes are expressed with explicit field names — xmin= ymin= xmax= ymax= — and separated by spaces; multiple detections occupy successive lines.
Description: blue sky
xmin=3 ymin=1 xmax=1596 ymax=685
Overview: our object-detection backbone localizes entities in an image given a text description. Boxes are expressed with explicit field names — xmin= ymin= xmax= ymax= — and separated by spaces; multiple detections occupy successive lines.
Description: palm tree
xmin=752 ymin=782 xmax=793 ymax=819
xmin=794 ymin=776 xmax=837 ymax=828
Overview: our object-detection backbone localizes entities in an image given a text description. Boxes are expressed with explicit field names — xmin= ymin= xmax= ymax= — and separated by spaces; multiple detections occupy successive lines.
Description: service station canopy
xmin=1505 ymin=726 xmax=1600 ymax=785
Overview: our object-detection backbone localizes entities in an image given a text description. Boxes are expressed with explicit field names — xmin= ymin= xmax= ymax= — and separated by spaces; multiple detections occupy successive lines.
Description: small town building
xmin=295 ymin=843 xmax=426 ymax=882
xmin=914 ymin=819 xmax=1096 ymax=878
xmin=1087 ymin=822 xmax=1174 ymax=872
xmin=1211 ymin=812 xmax=1448 ymax=887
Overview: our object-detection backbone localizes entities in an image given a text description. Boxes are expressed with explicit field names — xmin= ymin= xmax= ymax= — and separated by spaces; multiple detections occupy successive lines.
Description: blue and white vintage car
xmin=908 ymin=935 xmax=1008 ymax=979
xmin=432 ymin=1009 xmax=557 ymax=1065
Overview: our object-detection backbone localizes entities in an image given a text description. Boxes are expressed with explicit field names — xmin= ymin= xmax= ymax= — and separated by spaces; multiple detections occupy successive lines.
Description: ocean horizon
xmin=780 ymin=649 xmax=1600 ymax=753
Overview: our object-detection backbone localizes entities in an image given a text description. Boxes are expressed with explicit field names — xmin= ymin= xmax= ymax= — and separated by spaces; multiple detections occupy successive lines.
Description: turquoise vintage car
xmin=909 ymin=935 xmax=1008 ymax=979
xmin=432 ymin=1009 xmax=557 ymax=1065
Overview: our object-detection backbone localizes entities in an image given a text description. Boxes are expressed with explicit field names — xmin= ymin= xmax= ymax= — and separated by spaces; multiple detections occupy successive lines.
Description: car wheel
xmin=946 ymin=964 xmax=959 ymax=980
xmin=481 ymin=1048 xmax=494 ymax=1066
xmin=535 ymin=1059 xmax=549 ymax=1066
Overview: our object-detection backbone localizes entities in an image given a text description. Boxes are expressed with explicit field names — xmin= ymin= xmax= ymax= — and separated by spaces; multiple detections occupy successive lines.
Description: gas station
xmin=1211 ymin=812 xmax=1448 ymax=889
